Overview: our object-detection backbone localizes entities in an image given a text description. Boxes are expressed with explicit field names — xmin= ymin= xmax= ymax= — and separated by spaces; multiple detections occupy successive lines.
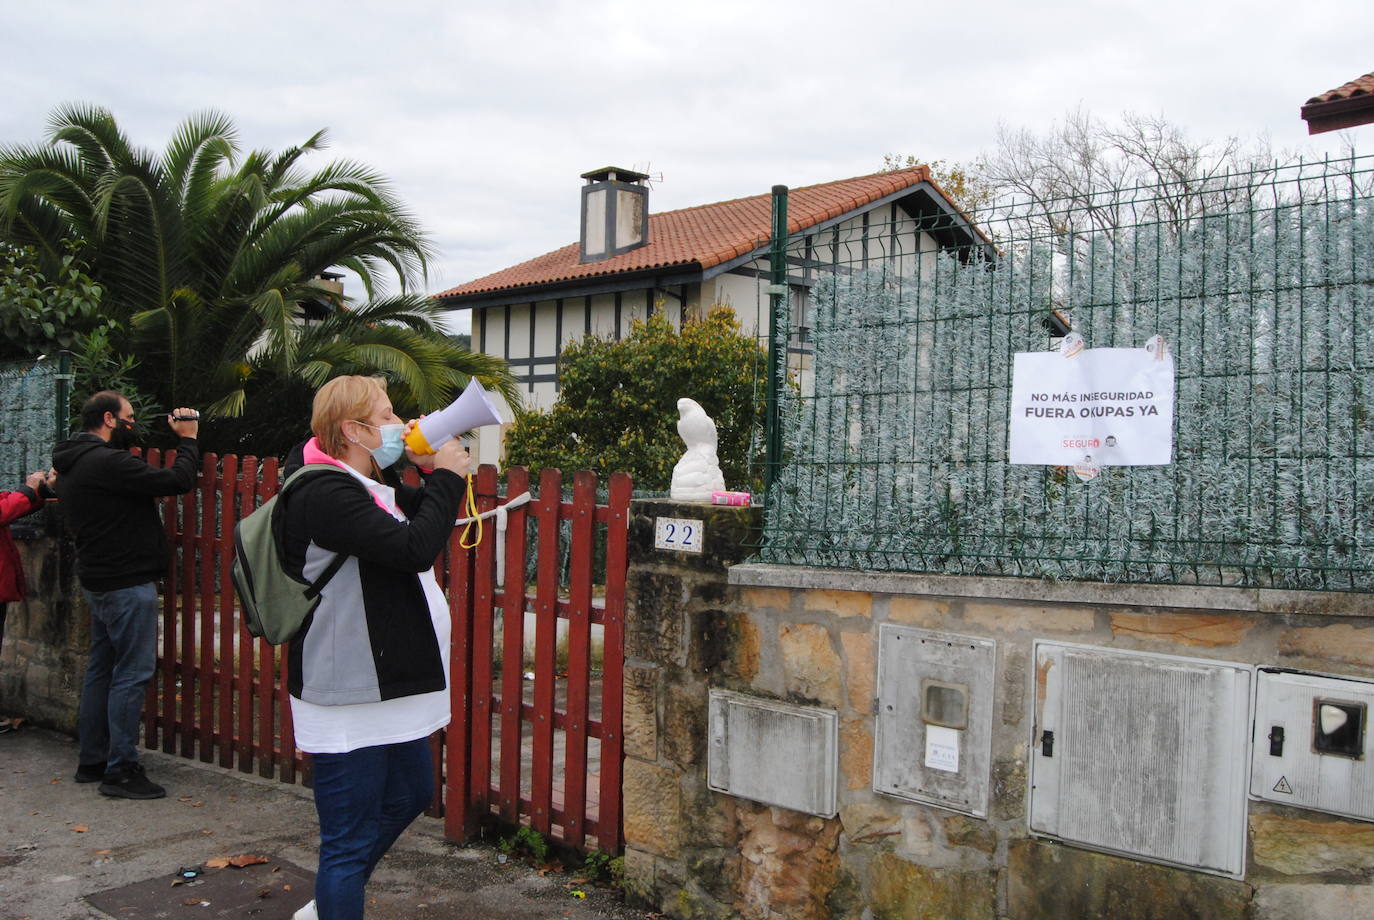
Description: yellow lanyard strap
xmin=457 ymin=473 xmax=482 ymax=549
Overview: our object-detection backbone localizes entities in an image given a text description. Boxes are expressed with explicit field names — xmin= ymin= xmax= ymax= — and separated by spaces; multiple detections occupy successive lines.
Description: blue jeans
xmin=310 ymin=737 xmax=434 ymax=920
xmin=77 ymin=583 xmax=158 ymax=770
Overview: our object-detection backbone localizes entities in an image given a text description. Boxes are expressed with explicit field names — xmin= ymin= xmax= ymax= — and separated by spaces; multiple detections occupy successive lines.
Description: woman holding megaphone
xmin=279 ymin=375 xmax=470 ymax=920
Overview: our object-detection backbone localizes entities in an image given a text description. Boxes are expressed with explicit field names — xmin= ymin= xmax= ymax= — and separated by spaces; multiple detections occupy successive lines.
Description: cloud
xmin=3 ymin=0 xmax=1371 ymax=305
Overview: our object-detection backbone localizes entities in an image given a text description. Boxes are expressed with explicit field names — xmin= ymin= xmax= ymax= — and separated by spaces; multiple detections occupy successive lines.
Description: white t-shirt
xmin=289 ymin=468 xmax=452 ymax=754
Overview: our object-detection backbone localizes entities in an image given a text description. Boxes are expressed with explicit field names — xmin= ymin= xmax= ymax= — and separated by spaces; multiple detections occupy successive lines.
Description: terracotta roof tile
xmin=438 ymin=166 xmax=933 ymax=300
xmin=1307 ymin=71 xmax=1374 ymax=105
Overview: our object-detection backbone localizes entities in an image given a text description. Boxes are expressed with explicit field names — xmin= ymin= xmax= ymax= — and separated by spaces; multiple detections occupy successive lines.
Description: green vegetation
xmin=505 ymin=306 xmax=766 ymax=491
xmin=497 ymin=824 xmax=550 ymax=864
xmin=0 ymin=244 xmax=106 ymax=359
xmin=0 ymin=104 xmax=516 ymax=453
xmin=580 ymin=849 xmax=624 ymax=885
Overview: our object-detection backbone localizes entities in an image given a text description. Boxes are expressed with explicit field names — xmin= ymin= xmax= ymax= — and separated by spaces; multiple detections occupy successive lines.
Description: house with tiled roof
xmin=436 ymin=166 xmax=990 ymax=462
xmin=1302 ymin=71 xmax=1374 ymax=134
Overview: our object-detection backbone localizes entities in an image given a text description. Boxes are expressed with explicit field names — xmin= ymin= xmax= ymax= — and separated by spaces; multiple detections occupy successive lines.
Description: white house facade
xmin=437 ymin=166 xmax=992 ymax=464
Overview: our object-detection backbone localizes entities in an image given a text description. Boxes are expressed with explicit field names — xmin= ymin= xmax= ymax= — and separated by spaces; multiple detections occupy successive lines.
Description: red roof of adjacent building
xmin=437 ymin=166 xmax=937 ymax=300
xmin=1301 ymin=71 xmax=1374 ymax=135
xmin=1307 ymin=72 xmax=1374 ymax=105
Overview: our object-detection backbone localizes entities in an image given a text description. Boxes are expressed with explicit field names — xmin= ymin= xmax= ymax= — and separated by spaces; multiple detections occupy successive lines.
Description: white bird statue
xmin=670 ymin=398 xmax=725 ymax=501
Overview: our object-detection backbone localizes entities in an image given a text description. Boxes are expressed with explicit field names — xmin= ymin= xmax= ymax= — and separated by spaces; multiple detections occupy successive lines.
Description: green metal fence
xmin=0 ymin=355 xmax=64 ymax=492
xmin=758 ymin=155 xmax=1374 ymax=591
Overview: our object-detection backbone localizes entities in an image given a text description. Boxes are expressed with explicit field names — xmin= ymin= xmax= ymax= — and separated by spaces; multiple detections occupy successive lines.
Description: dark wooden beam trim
xmin=438 ymin=265 xmax=706 ymax=311
xmin=527 ymin=301 xmax=537 ymax=392
xmin=502 ymin=305 xmax=511 ymax=364
xmin=555 ymin=298 xmax=564 ymax=390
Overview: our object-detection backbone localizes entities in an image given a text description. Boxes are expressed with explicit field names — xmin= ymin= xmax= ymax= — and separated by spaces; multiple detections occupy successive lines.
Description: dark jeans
xmin=77 ymin=583 xmax=158 ymax=770
xmin=310 ymin=737 xmax=433 ymax=920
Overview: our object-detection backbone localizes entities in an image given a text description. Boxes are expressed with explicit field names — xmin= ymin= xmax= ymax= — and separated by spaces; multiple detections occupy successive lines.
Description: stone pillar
xmin=0 ymin=504 xmax=87 ymax=730
xmin=621 ymin=498 xmax=760 ymax=919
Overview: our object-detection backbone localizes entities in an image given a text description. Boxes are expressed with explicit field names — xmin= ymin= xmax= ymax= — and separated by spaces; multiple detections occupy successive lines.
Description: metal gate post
xmin=764 ymin=184 xmax=789 ymax=494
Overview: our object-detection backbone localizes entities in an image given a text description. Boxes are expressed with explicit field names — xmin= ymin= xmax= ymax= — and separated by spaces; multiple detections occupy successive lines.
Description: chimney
xmin=579 ymin=166 xmax=650 ymax=263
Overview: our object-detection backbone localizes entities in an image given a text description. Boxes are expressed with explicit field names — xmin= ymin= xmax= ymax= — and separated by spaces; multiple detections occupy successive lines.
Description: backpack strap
xmin=274 ymin=463 xmax=358 ymax=598
xmin=303 ymin=551 xmax=348 ymax=599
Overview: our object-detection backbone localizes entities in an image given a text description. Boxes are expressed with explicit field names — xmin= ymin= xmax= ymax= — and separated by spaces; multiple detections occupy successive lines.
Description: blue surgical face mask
xmin=353 ymin=420 xmax=406 ymax=468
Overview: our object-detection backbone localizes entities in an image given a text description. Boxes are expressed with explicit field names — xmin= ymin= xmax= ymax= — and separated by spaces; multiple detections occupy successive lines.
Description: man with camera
xmin=52 ymin=392 xmax=200 ymax=799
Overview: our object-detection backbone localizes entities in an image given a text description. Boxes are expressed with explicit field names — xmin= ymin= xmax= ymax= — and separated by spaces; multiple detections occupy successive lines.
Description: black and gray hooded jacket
xmin=281 ymin=465 xmax=467 ymax=705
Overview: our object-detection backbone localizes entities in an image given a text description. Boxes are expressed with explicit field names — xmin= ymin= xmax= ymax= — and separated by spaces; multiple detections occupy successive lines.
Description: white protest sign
xmin=1009 ymin=345 xmax=1175 ymax=467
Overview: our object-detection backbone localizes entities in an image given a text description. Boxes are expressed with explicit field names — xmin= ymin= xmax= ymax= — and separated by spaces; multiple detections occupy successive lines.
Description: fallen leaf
xmin=181 ymin=897 xmax=208 ymax=906
xmin=205 ymin=857 xmax=231 ymax=869
xmin=71 ymin=825 xmax=89 ymax=833
xmin=255 ymin=887 xmax=274 ymax=898
xmin=95 ymin=849 xmax=112 ymax=855
xmin=229 ymin=854 xmax=269 ymax=868
xmin=49 ymin=778 xmax=61 ymax=785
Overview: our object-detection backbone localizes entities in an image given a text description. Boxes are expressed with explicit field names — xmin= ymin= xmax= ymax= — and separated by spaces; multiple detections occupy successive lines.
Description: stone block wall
xmin=0 ymin=505 xmax=88 ymax=730
xmin=622 ymin=498 xmax=1374 ymax=919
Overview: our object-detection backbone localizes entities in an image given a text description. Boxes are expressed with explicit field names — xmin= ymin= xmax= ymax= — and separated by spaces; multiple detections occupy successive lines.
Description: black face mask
xmin=110 ymin=418 xmax=138 ymax=450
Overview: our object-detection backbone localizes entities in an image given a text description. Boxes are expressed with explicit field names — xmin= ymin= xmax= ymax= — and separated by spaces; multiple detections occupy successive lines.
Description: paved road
xmin=0 ymin=726 xmax=658 ymax=920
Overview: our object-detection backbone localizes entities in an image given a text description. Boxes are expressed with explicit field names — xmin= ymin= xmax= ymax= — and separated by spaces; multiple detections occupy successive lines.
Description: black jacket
xmin=282 ymin=465 xmax=466 ymax=703
xmin=52 ymin=433 xmax=201 ymax=591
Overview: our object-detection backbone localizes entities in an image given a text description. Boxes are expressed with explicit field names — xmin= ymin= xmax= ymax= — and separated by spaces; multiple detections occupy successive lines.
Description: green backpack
xmin=231 ymin=463 xmax=350 ymax=644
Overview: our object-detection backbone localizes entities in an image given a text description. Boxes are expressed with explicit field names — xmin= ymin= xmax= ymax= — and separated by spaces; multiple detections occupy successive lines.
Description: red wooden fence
xmin=139 ymin=448 xmax=631 ymax=855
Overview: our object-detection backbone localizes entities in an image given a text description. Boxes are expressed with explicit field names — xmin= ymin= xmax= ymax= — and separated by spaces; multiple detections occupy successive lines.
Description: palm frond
xmin=163 ymin=110 xmax=239 ymax=198
xmin=44 ymin=103 xmax=126 ymax=175
xmin=0 ymin=104 xmax=520 ymax=439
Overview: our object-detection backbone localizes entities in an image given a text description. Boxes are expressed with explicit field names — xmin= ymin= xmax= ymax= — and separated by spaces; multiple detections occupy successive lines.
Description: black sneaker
xmin=74 ymin=762 xmax=107 ymax=783
xmin=98 ymin=763 xmax=166 ymax=799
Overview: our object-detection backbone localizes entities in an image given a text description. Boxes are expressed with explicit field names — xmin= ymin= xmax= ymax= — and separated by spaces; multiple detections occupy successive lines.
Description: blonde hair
xmin=311 ymin=376 xmax=388 ymax=458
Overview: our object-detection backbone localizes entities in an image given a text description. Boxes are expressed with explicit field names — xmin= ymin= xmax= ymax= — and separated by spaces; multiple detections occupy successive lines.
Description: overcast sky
xmin=4 ymin=0 xmax=1370 ymax=332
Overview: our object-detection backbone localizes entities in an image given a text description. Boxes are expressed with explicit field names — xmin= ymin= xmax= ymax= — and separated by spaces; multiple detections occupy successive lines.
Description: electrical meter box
xmin=1029 ymin=642 xmax=1252 ymax=878
xmin=1251 ymin=668 xmax=1374 ymax=822
xmin=707 ymin=689 xmax=838 ymax=817
xmin=873 ymin=625 xmax=996 ymax=817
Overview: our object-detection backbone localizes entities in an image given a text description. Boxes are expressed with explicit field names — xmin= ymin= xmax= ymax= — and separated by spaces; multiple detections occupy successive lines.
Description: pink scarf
xmin=301 ymin=437 xmax=396 ymax=514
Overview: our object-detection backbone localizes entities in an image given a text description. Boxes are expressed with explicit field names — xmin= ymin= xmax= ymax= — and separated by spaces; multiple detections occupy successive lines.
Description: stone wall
xmin=621 ymin=498 xmax=1374 ymax=919
xmin=0 ymin=505 xmax=88 ymax=730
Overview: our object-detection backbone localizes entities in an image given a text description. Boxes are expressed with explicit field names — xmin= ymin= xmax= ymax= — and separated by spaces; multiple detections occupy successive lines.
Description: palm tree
xmin=0 ymin=104 xmax=518 ymax=436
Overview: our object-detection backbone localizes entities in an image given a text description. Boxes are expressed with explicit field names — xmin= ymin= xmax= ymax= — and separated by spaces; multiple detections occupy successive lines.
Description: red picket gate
xmin=140 ymin=448 xmax=631 ymax=855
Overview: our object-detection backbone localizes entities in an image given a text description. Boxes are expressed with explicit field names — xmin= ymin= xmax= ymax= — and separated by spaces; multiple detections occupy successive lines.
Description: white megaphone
xmin=404 ymin=378 xmax=504 ymax=455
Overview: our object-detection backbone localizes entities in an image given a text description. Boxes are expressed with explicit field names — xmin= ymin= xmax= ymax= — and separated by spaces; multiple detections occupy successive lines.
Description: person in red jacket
xmin=1 ymin=469 xmax=53 ymax=733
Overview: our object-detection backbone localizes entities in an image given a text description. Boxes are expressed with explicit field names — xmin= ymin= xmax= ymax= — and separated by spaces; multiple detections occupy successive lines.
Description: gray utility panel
xmin=707 ymin=689 xmax=838 ymax=818
xmin=1030 ymin=642 xmax=1252 ymax=879
xmin=873 ymin=625 xmax=996 ymax=817
xmin=1252 ymin=668 xmax=1374 ymax=822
